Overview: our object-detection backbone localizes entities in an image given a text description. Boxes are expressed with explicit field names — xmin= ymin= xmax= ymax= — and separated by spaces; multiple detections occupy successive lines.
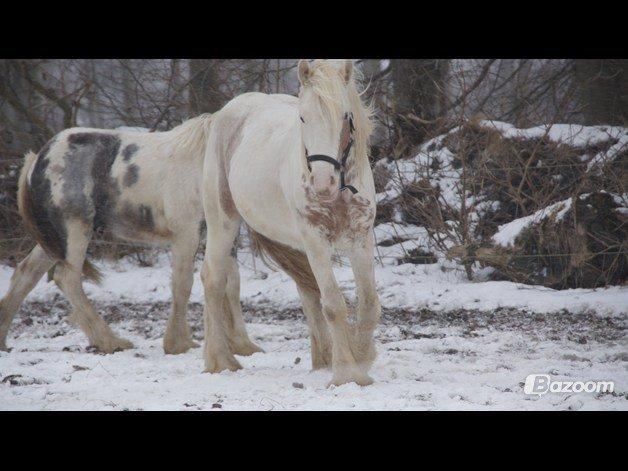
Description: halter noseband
xmin=306 ymin=112 xmax=358 ymax=194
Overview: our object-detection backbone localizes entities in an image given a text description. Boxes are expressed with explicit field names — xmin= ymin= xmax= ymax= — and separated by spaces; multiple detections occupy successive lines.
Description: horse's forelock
xmin=305 ymin=61 xmax=374 ymax=164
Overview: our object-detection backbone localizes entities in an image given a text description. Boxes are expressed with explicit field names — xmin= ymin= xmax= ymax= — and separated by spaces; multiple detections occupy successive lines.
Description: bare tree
xmin=390 ymin=59 xmax=450 ymax=157
xmin=573 ymin=59 xmax=627 ymax=125
xmin=189 ymin=59 xmax=224 ymax=115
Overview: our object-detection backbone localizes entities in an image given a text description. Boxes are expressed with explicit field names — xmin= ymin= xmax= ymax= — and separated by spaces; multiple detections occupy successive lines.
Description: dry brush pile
xmin=375 ymin=119 xmax=627 ymax=288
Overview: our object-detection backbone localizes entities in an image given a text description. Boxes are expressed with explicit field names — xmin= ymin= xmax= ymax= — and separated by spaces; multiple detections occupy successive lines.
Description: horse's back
xmin=220 ymin=92 xmax=298 ymax=122
xmin=23 ymin=126 xmax=179 ymax=254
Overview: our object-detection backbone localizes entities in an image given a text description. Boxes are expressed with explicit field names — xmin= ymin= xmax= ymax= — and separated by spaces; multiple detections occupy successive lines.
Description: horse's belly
xmin=229 ymin=159 xmax=304 ymax=250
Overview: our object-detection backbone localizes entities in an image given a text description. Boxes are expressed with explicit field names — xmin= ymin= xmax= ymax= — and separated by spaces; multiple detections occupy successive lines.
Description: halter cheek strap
xmin=305 ymin=113 xmax=358 ymax=194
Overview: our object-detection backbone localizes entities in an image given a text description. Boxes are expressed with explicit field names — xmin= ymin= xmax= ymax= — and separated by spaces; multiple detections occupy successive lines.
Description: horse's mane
xmin=164 ymin=113 xmax=213 ymax=161
xmin=305 ymin=60 xmax=374 ymax=166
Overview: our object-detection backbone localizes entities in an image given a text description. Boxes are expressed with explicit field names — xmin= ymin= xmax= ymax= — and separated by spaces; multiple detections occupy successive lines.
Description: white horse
xmin=201 ymin=59 xmax=381 ymax=386
xmin=1 ymin=116 xmax=261 ymax=356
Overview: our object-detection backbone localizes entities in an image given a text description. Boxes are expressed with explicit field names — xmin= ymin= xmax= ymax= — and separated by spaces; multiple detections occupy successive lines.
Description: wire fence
xmin=1 ymin=234 xmax=624 ymax=262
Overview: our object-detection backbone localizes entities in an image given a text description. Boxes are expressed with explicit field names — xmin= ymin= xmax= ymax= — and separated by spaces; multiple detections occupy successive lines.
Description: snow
xmin=1 ymin=295 xmax=626 ymax=411
xmin=492 ymin=197 xmax=573 ymax=247
xmin=492 ymin=192 xmax=627 ymax=248
xmin=1 ymin=249 xmax=626 ymax=410
xmin=478 ymin=120 xmax=627 ymax=149
xmin=477 ymin=120 xmax=628 ymax=173
xmin=2 ymin=249 xmax=626 ymax=318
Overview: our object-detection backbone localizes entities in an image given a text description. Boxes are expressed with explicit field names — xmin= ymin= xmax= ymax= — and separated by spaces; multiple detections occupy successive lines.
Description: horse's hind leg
xmin=296 ymin=284 xmax=332 ymax=370
xmin=0 ymin=245 xmax=53 ymax=351
xmin=53 ymin=221 xmax=133 ymax=353
xmin=223 ymin=254 xmax=263 ymax=356
xmin=163 ymin=232 xmax=200 ymax=354
xmin=201 ymin=219 xmax=242 ymax=373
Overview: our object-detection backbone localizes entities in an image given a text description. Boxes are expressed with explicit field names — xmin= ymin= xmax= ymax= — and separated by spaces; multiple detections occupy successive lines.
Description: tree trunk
xmin=573 ymin=59 xmax=627 ymax=126
xmin=189 ymin=59 xmax=223 ymax=115
xmin=391 ymin=59 xmax=449 ymax=157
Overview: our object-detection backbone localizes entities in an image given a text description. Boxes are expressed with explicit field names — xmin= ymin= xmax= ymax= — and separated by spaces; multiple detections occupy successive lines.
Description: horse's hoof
xmin=164 ymin=337 xmax=198 ymax=355
xmin=204 ymin=353 xmax=242 ymax=373
xmin=231 ymin=340 xmax=264 ymax=357
xmin=92 ymin=337 xmax=134 ymax=354
xmin=328 ymin=370 xmax=374 ymax=388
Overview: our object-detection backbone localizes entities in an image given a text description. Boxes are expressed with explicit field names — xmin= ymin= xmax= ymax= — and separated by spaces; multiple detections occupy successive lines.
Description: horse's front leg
xmin=301 ymin=234 xmax=373 ymax=387
xmin=348 ymin=232 xmax=380 ymax=369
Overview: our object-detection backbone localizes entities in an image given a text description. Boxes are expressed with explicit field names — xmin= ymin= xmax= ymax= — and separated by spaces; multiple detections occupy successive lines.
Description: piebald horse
xmin=1 ymin=116 xmax=261 ymax=356
xmin=201 ymin=59 xmax=380 ymax=386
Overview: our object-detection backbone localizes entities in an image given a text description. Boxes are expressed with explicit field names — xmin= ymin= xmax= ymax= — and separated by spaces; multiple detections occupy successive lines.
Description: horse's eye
xmin=300 ymin=116 xmax=305 ymax=123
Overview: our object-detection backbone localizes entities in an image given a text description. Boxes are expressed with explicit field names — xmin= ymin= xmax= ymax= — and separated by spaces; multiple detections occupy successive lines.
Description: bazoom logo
xmin=524 ymin=374 xmax=614 ymax=395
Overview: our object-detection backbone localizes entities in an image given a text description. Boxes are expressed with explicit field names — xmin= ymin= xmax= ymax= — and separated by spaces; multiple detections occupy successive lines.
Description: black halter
xmin=306 ymin=112 xmax=358 ymax=194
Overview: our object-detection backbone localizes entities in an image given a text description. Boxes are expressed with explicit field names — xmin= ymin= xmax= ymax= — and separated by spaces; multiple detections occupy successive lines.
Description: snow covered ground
xmin=1 ymin=252 xmax=626 ymax=410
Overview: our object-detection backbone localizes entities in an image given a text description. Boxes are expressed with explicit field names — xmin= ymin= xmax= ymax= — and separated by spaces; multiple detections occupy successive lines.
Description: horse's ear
xmin=343 ymin=59 xmax=354 ymax=84
xmin=298 ymin=60 xmax=312 ymax=85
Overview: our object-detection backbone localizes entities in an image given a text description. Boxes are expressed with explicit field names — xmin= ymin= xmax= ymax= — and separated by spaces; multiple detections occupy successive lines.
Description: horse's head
xmin=297 ymin=59 xmax=356 ymax=201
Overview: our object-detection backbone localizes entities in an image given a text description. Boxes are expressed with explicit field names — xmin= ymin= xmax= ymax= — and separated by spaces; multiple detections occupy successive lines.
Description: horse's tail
xmin=17 ymin=151 xmax=37 ymax=216
xmin=248 ymin=228 xmax=320 ymax=295
xmin=18 ymin=150 xmax=102 ymax=284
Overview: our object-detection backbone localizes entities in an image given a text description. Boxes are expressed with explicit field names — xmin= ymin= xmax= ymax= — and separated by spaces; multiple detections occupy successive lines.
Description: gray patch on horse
xmin=62 ymin=132 xmax=121 ymax=234
xmin=123 ymin=164 xmax=139 ymax=187
xmin=122 ymin=143 xmax=139 ymax=161
xmin=26 ymin=136 xmax=68 ymax=260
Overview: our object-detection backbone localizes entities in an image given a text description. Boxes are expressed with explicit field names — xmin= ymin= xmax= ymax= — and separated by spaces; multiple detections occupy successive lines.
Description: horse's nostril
xmin=330 ymin=175 xmax=336 ymax=185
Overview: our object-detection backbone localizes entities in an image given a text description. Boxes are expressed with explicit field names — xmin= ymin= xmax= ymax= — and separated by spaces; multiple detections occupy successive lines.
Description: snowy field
xmin=1 ymin=252 xmax=626 ymax=411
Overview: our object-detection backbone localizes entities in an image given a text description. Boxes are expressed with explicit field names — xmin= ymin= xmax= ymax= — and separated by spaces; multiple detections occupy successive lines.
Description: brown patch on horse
xmin=114 ymin=202 xmax=173 ymax=242
xmin=300 ymin=186 xmax=374 ymax=243
xmin=217 ymin=114 xmax=248 ymax=218
xmin=80 ymin=259 xmax=103 ymax=284
xmin=338 ymin=115 xmax=352 ymax=161
xmin=248 ymin=228 xmax=320 ymax=294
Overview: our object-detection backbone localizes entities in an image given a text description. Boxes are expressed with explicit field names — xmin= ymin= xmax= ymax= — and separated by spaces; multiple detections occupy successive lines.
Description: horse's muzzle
xmin=310 ymin=172 xmax=340 ymax=201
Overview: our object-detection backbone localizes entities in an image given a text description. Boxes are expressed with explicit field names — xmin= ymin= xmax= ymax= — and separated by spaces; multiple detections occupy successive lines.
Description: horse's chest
xmin=300 ymin=193 xmax=375 ymax=245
